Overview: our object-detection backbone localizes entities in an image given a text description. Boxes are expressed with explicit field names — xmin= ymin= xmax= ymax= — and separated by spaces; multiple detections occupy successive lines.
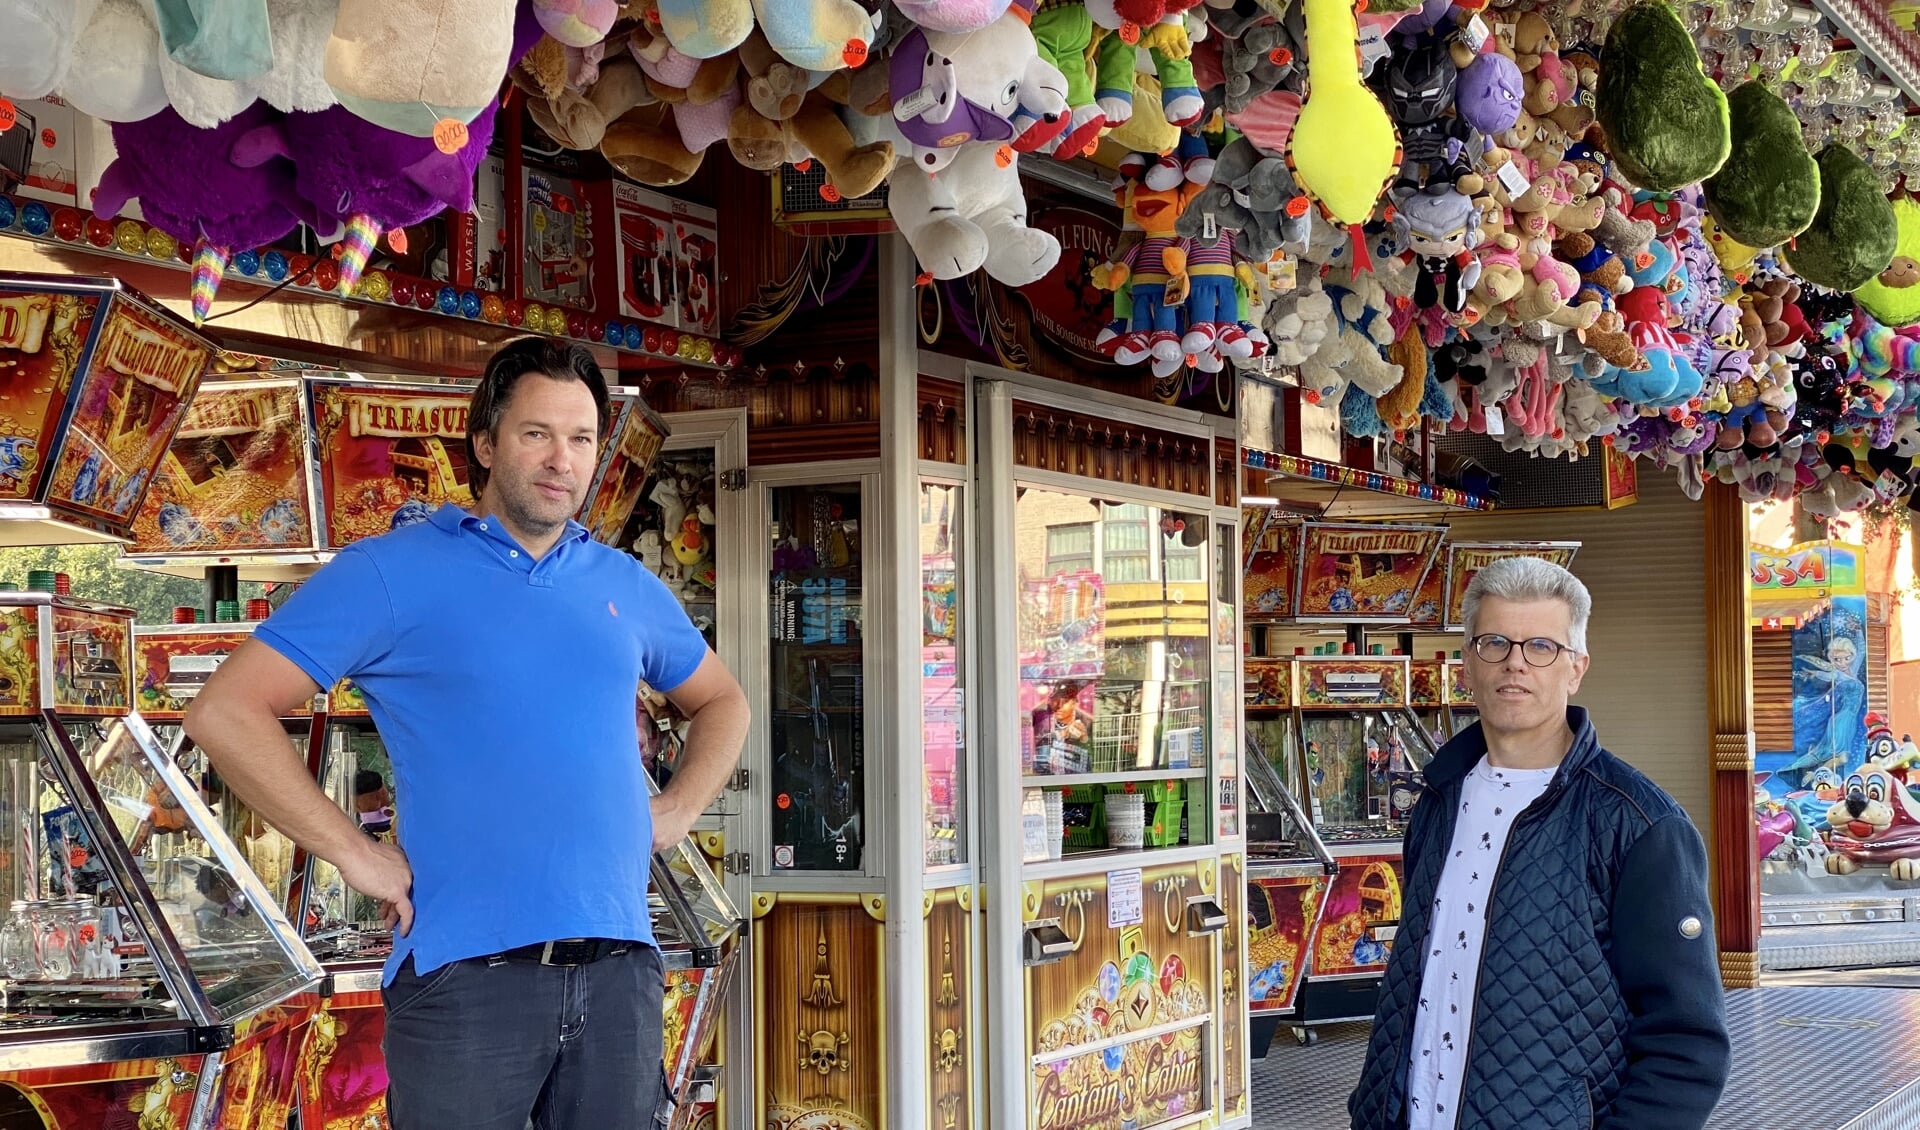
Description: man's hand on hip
xmin=651 ymin=792 xmax=699 ymax=853
xmin=338 ymin=838 xmax=415 ymax=936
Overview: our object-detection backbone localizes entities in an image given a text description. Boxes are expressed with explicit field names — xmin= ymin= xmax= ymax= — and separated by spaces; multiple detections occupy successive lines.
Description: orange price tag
xmin=1634 ymin=251 xmax=1654 ymax=270
xmin=1082 ymin=135 xmax=1101 ymax=157
xmin=0 ymin=100 xmax=16 ymax=133
xmin=820 ymin=183 xmax=842 ymax=203
xmin=915 ymin=270 xmax=934 ymax=286
xmin=646 ymin=6 xmax=659 ymax=20
xmin=776 ymin=793 xmax=792 ymax=810
xmin=387 ymin=228 xmax=410 ymax=255
xmin=842 ymin=39 xmax=869 ymax=67
xmin=432 ymin=117 xmax=469 ymax=155
xmin=995 ymin=144 xmax=1014 ymax=168
xmin=1120 ymin=21 xmax=1140 ymax=43
xmin=1268 ymin=47 xmax=1292 ymax=66
xmin=67 ymin=845 xmax=87 ymax=868
xmin=794 ymin=158 xmax=814 ymax=173
xmin=1285 ymin=197 xmax=1309 ymax=218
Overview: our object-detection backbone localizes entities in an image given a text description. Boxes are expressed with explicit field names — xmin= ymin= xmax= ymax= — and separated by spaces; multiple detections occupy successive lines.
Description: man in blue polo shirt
xmin=185 ymin=338 xmax=748 ymax=1130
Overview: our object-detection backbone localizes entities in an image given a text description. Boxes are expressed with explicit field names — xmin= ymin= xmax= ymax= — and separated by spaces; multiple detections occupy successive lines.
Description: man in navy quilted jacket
xmin=1350 ymin=557 xmax=1730 ymax=1130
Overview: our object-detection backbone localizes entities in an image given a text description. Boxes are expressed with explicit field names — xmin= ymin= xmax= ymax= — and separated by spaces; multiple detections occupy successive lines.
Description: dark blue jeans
xmin=381 ymin=945 xmax=671 ymax=1130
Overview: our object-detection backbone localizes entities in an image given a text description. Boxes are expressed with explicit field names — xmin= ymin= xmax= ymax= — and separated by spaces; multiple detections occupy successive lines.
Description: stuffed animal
xmin=1396 ymin=190 xmax=1482 ymax=313
xmin=881 ymin=17 xmax=1063 ymax=284
xmin=1086 ymin=0 xmax=1205 ymax=128
xmin=0 ymin=0 xmax=98 ymax=100
xmin=896 ymin=0 xmax=1016 ymax=33
xmin=1456 ymin=49 xmax=1524 ymax=137
xmin=1384 ymin=36 xmax=1480 ymax=198
xmin=58 ymin=0 xmax=169 ymax=122
xmin=1176 ymin=137 xmax=1307 ymax=262
xmin=1853 ymin=197 xmax=1920 ymax=327
xmin=1097 ymin=168 xmax=1195 ymax=375
xmin=325 ymin=0 xmax=519 ymax=135
xmin=1785 ymin=144 xmax=1898 ymax=292
xmin=1288 ymin=0 xmax=1398 ymax=226
xmin=1029 ymin=1 xmax=1109 ymax=156
xmin=1596 ymin=0 xmax=1729 ymax=190
xmin=658 ymin=0 xmax=874 ymax=72
xmin=1702 ymin=82 xmax=1819 ymax=249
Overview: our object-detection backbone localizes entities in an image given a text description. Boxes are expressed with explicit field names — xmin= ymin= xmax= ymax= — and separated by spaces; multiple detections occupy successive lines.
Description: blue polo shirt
xmin=253 ymin=504 xmax=708 ymax=981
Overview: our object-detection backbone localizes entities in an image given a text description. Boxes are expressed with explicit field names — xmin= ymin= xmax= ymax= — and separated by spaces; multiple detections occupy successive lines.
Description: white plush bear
xmin=1263 ymin=282 xmax=1334 ymax=368
xmin=0 ymin=0 xmax=97 ymax=99
xmin=58 ymin=0 xmax=168 ymax=122
xmin=869 ymin=13 xmax=1068 ymax=285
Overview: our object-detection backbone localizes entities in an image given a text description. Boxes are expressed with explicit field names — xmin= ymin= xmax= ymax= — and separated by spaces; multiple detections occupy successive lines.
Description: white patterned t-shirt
xmin=1404 ymin=759 xmax=1558 ymax=1130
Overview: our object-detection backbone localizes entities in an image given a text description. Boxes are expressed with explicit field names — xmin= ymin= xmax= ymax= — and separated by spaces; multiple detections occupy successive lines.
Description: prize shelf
xmin=1022 ymin=841 xmax=1220 ymax=881
xmin=1021 ymin=767 xmax=1208 ymax=787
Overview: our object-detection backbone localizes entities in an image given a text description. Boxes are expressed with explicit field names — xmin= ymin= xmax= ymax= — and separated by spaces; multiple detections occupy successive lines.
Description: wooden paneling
xmin=757 ymin=900 xmax=884 ymax=1128
xmin=927 ymin=889 xmax=973 ymax=1130
xmin=635 ymin=366 xmax=882 ymax=466
xmin=1703 ymin=480 xmax=1760 ymax=969
xmin=1752 ymin=629 xmax=1794 ymax=752
xmin=1215 ymin=436 xmax=1238 ymax=509
xmin=1009 ymin=401 xmax=1212 ymax=498
xmin=920 ymin=377 xmax=966 ymax=465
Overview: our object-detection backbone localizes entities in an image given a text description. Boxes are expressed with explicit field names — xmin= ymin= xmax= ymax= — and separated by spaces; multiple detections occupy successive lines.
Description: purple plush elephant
xmin=91 ymin=103 xmax=312 ymax=249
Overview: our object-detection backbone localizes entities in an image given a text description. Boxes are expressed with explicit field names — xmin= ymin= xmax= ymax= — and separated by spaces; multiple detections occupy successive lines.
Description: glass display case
xmin=766 ymin=482 xmax=866 ymax=873
xmin=0 ymin=711 xmax=319 ymax=1059
xmin=922 ymin=482 xmax=966 ymax=870
xmin=1014 ymin=489 xmax=1213 ymax=864
xmin=1291 ymin=657 xmax=1436 ymax=844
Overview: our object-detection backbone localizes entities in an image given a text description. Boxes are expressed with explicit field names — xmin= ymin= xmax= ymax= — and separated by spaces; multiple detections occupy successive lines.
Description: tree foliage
xmin=0 ymin=544 xmax=265 ymax=623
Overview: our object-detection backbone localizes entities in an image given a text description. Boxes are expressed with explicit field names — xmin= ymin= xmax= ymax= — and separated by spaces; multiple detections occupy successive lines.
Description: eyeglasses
xmin=1468 ymin=634 xmax=1578 ymax=667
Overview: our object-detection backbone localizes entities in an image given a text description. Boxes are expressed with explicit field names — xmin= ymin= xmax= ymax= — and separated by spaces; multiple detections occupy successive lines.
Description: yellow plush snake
xmin=1288 ymin=0 xmax=1400 ymax=226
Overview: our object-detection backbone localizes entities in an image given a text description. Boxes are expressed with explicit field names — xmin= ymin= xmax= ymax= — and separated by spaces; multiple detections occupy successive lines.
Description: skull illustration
xmin=799 ymin=1028 xmax=851 ymax=1075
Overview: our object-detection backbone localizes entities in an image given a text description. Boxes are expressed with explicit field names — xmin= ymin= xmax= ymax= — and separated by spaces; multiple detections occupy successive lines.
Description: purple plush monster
xmin=1457 ymin=51 xmax=1524 ymax=136
xmin=230 ymin=98 xmax=502 ymax=237
xmin=92 ymin=103 xmax=310 ymax=250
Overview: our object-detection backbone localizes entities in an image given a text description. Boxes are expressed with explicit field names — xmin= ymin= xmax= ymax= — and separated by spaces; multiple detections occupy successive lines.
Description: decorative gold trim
xmin=1199 ymin=858 xmax=1218 ymax=894
xmin=1711 ymin=733 xmax=1755 ymax=773
xmin=1718 ymin=949 xmax=1759 ymax=989
xmin=752 ymin=893 xmax=779 ymax=919
xmin=697 ymin=831 xmax=725 ymax=860
xmin=923 ymin=891 xmax=936 ymax=919
xmin=1022 ymin=881 xmax=1045 ymax=923
xmin=956 ymin=885 xmax=972 ymax=913
xmin=863 ymin=894 xmax=887 ymax=921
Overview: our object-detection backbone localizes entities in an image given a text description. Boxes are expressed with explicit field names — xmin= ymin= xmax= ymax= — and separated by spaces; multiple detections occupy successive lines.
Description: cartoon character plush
xmin=1288 ymin=0 xmax=1398 ymax=225
xmin=1028 ymin=1 xmax=1110 ymax=157
xmin=1086 ymin=0 xmax=1206 ymax=129
xmin=1097 ymin=166 xmax=1195 ymax=374
xmin=1395 ymin=190 xmax=1482 ymax=313
xmin=1385 ymin=36 xmax=1479 ymax=198
xmin=878 ymin=13 xmax=1066 ymax=284
xmin=657 ymin=0 xmax=876 ymax=71
xmin=1175 ymin=136 xmax=1308 ymax=262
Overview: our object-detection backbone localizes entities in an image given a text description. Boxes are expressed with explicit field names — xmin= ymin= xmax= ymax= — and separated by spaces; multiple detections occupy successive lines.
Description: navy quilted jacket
xmin=1349 ymin=708 xmax=1730 ymax=1130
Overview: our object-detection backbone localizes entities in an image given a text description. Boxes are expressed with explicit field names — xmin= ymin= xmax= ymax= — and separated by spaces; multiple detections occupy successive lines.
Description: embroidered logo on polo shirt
xmin=608 ymin=601 xmax=619 ymax=617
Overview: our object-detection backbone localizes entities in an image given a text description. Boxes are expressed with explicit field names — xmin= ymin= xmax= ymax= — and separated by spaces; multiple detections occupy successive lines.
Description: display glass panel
xmin=767 ymin=483 xmax=865 ymax=872
xmin=922 ymin=482 xmax=966 ymax=869
xmin=298 ymin=722 xmax=397 ymax=960
xmin=625 ymin=445 xmax=733 ymax=817
xmin=1297 ymin=712 xmax=1438 ymax=842
xmin=1015 ymin=489 xmax=1212 ymax=862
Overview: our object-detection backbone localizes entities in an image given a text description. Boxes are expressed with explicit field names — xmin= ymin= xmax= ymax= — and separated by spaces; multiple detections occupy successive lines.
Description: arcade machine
xmin=0 ymin=584 xmax=321 ymax=1130
xmin=0 ymin=273 xmax=326 ymax=1126
xmin=1240 ymin=521 xmax=1449 ymax=1046
xmin=1241 ymin=656 xmax=1338 ymax=1057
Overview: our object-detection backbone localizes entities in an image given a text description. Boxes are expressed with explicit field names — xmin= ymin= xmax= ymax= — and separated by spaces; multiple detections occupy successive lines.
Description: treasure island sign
xmin=309 ymin=380 xmax=476 ymax=549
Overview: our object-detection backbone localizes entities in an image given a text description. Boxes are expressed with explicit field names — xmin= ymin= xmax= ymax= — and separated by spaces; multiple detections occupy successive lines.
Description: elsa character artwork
xmin=1785 ymin=631 xmax=1869 ymax=787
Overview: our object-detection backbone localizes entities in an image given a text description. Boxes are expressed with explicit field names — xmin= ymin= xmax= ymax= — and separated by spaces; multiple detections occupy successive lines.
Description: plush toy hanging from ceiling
xmin=1701 ymin=82 xmax=1819 ymax=250
xmin=1783 ymin=144 xmax=1898 ymax=292
xmin=879 ymin=12 xmax=1066 ymax=285
xmin=656 ymin=0 xmax=878 ymax=72
xmin=1854 ymin=198 xmax=1920 ymax=327
xmin=54 ymin=0 xmax=171 ymax=122
xmin=1287 ymin=0 xmax=1399 ymax=228
xmin=92 ymin=104 xmax=314 ymax=323
xmin=325 ymin=0 xmax=518 ymax=135
xmin=0 ymin=0 xmax=100 ymax=99
xmin=1595 ymin=0 xmax=1729 ymax=191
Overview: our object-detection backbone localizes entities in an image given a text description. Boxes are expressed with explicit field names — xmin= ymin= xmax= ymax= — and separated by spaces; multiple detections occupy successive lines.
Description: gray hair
xmin=1461 ymin=556 xmax=1591 ymax=655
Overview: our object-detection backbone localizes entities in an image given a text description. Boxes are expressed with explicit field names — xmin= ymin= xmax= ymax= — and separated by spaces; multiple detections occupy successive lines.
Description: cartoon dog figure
xmin=1825 ymin=762 xmax=1920 ymax=880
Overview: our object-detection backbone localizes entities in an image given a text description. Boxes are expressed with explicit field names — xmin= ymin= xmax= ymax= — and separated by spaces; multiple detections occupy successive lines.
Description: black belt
xmin=491 ymin=938 xmax=633 ymax=967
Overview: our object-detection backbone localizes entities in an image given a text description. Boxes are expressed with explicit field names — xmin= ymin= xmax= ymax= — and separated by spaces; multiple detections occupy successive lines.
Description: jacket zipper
xmin=1441 ymin=778 xmax=1566 ymax=1126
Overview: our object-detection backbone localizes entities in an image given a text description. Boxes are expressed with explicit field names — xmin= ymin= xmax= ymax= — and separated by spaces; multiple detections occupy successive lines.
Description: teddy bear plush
xmin=326 ymin=0 xmax=520 ymax=136
xmin=55 ymin=0 xmax=169 ymax=122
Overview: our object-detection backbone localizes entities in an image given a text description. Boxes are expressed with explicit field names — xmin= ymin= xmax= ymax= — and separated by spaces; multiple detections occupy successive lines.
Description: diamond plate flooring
xmin=1248 ymin=987 xmax=1920 ymax=1129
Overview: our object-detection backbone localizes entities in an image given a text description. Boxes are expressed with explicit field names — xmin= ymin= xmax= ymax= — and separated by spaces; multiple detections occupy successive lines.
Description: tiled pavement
xmin=1249 ymin=985 xmax=1920 ymax=1129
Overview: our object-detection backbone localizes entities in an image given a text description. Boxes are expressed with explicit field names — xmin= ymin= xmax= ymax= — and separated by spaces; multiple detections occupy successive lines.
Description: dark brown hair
xmin=464 ymin=337 xmax=611 ymax=498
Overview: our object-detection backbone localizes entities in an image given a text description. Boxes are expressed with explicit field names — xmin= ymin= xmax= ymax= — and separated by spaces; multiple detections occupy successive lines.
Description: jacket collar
xmin=1424 ymin=706 xmax=1600 ymax=790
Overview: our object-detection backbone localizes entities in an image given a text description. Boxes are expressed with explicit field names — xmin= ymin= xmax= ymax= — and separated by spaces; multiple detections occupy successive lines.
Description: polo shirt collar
xmin=430 ymin=503 xmax=591 ymax=551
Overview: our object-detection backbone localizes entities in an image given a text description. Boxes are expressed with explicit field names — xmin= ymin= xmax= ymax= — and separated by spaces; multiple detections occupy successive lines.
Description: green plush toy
xmin=1596 ymin=0 xmax=1730 ymax=191
xmin=1854 ymin=196 xmax=1920 ymax=325
xmin=1702 ymin=82 xmax=1819 ymax=248
xmin=1784 ymin=145 xmax=1899 ymax=292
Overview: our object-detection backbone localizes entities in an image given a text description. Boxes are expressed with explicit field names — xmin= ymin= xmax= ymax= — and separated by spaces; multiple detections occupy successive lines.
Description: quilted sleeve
xmin=1598 ymin=813 xmax=1731 ymax=1130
